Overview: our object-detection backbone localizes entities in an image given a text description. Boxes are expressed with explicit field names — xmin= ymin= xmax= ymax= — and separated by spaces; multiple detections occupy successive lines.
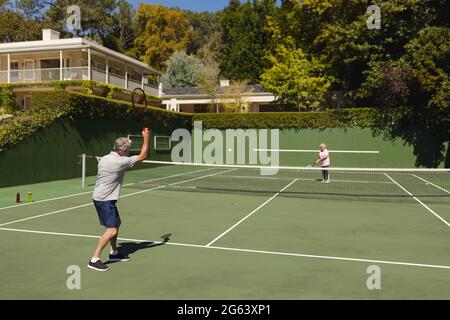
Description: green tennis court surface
xmin=1 ymin=163 xmax=449 ymax=299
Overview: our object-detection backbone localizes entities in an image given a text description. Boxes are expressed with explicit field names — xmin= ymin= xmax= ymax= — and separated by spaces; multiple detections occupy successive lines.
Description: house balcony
xmin=0 ymin=67 xmax=159 ymax=97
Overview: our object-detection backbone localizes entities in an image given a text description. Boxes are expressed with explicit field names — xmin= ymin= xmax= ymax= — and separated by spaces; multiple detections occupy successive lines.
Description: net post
xmin=81 ymin=154 xmax=87 ymax=188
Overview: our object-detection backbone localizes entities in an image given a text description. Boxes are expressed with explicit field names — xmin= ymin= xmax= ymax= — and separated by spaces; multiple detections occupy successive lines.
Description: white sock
xmin=110 ymin=250 xmax=118 ymax=255
xmin=91 ymin=257 xmax=100 ymax=263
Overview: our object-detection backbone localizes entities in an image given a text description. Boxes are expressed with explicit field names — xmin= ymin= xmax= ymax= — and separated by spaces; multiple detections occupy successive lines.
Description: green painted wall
xmin=0 ymin=118 xmax=171 ymax=188
xmin=278 ymin=128 xmax=418 ymax=167
xmin=2 ymin=123 xmax=448 ymax=188
xmin=191 ymin=127 xmax=449 ymax=168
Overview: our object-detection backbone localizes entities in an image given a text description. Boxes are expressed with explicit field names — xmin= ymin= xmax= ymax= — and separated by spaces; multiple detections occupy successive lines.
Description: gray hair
xmin=320 ymin=143 xmax=327 ymax=148
xmin=113 ymin=137 xmax=132 ymax=152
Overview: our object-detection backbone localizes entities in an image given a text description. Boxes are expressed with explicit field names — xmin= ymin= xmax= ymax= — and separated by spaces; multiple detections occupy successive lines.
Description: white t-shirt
xmin=92 ymin=152 xmax=138 ymax=201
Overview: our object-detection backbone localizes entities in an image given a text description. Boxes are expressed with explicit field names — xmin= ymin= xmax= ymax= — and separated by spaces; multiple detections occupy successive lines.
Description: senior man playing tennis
xmin=88 ymin=128 xmax=150 ymax=272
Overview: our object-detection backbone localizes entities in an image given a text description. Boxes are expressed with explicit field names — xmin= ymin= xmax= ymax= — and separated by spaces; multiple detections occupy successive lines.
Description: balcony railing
xmin=63 ymin=67 xmax=89 ymax=81
xmin=128 ymin=79 xmax=143 ymax=91
xmin=0 ymin=67 xmax=159 ymax=96
xmin=0 ymin=71 xmax=6 ymax=83
xmin=91 ymin=68 xmax=105 ymax=83
xmin=144 ymin=84 xmax=159 ymax=97
xmin=108 ymin=72 xmax=124 ymax=87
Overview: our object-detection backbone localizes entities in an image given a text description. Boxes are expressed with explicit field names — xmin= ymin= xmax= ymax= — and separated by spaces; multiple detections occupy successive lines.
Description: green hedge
xmin=192 ymin=108 xmax=397 ymax=129
xmin=0 ymin=80 xmax=160 ymax=103
xmin=0 ymin=85 xmax=400 ymax=153
xmin=0 ymin=90 xmax=191 ymax=153
xmin=0 ymin=85 xmax=17 ymax=113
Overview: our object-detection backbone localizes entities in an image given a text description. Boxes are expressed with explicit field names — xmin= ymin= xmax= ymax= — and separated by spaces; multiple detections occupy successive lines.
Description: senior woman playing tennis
xmin=316 ymin=143 xmax=331 ymax=183
xmin=88 ymin=128 xmax=150 ymax=272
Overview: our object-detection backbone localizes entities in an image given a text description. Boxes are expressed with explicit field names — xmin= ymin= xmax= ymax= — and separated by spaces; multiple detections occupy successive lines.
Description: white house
xmin=161 ymin=80 xmax=278 ymax=113
xmin=0 ymin=29 xmax=159 ymax=108
xmin=0 ymin=29 xmax=278 ymax=112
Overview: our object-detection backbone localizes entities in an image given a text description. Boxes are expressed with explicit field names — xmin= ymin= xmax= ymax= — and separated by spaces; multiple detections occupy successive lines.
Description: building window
xmin=194 ymin=104 xmax=209 ymax=113
xmin=10 ymin=61 xmax=19 ymax=79
xmin=24 ymin=96 xmax=32 ymax=110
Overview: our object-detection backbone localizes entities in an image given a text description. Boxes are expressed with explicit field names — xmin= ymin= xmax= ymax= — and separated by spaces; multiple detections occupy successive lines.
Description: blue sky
xmin=129 ymin=0 xmax=231 ymax=12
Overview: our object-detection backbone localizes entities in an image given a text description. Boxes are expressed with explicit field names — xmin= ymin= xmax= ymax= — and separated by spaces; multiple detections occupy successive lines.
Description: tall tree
xmin=182 ymin=10 xmax=222 ymax=57
xmin=219 ymin=0 xmax=277 ymax=83
xmin=161 ymin=51 xmax=204 ymax=88
xmin=356 ymin=25 xmax=450 ymax=167
xmin=112 ymin=0 xmax=135 ymax=53
xmin=261 ymin=38 xmax=333 ymax=111
xmin=305 ymin=0 xmax=447 ymax=91
xmin=44 ymin=0 xmax=117 ymax=42
xmin=13 ymin=0 xmax=50 ymax=18
xmin=198 ymin=53 xmax=221 ymax=113
xmin=132 ymin=4 xmax=190 ymax=71
xmin=0 ymin=9 xmax=49 ymax=42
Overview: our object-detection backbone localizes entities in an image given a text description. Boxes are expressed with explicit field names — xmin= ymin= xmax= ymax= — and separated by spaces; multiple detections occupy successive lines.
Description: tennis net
xmin=83 ymin=158 xmax=450 ymax=199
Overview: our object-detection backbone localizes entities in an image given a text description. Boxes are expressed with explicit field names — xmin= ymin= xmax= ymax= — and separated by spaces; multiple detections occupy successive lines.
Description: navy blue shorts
xmin=93 ymin=200 xmax=121 ymax=228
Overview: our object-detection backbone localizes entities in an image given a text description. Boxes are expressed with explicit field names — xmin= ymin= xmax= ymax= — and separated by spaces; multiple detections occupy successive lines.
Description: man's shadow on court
xmin=105 ymin=235 xmax=171 ymax=265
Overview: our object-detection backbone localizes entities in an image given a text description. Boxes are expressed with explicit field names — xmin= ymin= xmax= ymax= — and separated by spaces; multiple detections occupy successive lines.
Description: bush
xmin=81 ymin=80 xmax=95 ymax=95
xmin=0 ymin=85 xmax=17 ymax=113
xmin=192 ymin=108 xmax=393 ymax=129
xmin=1 ymin=80 xmax=160 ymax=102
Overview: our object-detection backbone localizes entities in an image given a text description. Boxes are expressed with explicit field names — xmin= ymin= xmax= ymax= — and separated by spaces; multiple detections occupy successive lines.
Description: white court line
xmin=0 ymin=227 xmax=449 ymax=270
xmin=0 ymin=167 xmax=214 ymax=212
xmin=219 ymin=175 xmax=394 ymax=185
xmin=0 ymin=168 xmax=233 ymax=227
xmin=206 ymin=179 xmax=298 ymax=247
xmin=411 ymin=174 xmax=450 ymax=194
xmin=384 ymin=173 xmax=450 ymax=227
xmin=254 ymin=149 xmax=380 ymax=154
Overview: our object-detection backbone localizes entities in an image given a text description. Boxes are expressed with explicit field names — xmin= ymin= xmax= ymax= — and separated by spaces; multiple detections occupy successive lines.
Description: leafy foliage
xmin=132 ymin=4 xmax=190 ymax=71
xmin=261 ymin=44 xmax=333 ymax=111
xmin=219 ymin=0 xmax=277 ymax=83
xmin=197 ymin=54 xmax=222 ymax=113
xmin=45 ymin=0 xmax=117 ymax=41
xmin=358 ymin=60 xmax=415 ymax=108
xmin=183 ymin=10 xmax=222 ymax=57
xmin=0 ymin=85 xmax=17 ymax=114
xmin=161 ymin=51 xmax=204 ymax=88
xmin=193 ymin=107 xmax=391 ymax=129
xmin=0 ymin=8 xmax=50 ymax=42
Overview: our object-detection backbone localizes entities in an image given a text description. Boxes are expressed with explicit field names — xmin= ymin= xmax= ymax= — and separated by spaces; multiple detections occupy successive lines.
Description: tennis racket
xmin=131 ymin=88 xmax=149 ymax=130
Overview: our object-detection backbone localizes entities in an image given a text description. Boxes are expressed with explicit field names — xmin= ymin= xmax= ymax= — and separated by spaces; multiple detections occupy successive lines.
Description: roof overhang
xmin=161 ymin=94 xmax=277 ymax=105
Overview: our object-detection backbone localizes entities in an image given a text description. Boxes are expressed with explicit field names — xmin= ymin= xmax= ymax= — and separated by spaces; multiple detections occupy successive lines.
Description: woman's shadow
xmin=106 ymin=234 xmax=172 ymax=265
